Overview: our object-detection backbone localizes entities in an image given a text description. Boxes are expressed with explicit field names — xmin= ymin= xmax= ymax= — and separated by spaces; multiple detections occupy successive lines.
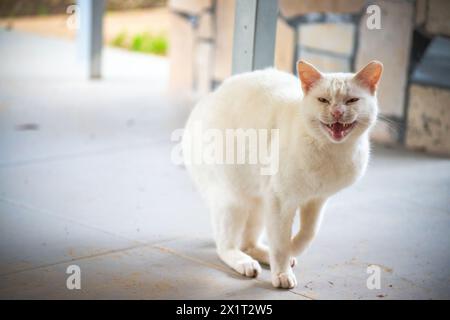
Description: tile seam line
xmin=152 ymin=244 xmax=315 ymax=300
xmin=0 ymin=236 xmax=186 ymax=278
xmin=0 ymin=231 xmax=313 ymax=300
xmin=0 ymin=201 xmax=314 ymax=299
xmin=0 ymin=243 xmax=147 ymax=278
xmin=0 ymin=197 xmax=181 ymax=246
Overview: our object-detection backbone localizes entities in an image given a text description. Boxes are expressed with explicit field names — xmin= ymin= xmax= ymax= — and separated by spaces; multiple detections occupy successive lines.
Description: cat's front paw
xmin=236 ymin=259 xmax=262 ymax=278
xmin=272 ymin=270 xmax=297 ymax=289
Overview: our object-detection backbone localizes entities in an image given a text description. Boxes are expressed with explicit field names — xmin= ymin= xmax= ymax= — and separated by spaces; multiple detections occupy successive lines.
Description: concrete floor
xmin=0 ymin=30 xmax=449 ymax=300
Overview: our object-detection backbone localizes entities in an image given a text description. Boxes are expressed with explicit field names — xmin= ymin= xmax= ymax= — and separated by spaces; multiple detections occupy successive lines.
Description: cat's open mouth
xmin=321 ymin=121 xmax=356 ymax=141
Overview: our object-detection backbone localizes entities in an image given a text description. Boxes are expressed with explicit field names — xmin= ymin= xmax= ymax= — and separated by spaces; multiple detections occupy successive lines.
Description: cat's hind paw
xmin=272 ymin=271 xmax=297 ymax=289
xmin=236 ymin=259 xmax=262 ymax=278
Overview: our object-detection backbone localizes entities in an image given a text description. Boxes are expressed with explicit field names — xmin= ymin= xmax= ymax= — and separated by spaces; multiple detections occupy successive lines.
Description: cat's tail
xmin=290 ymin=229 xmax=315 ymax=257
xmin=290 ymin=199 xmax=324 ymax=257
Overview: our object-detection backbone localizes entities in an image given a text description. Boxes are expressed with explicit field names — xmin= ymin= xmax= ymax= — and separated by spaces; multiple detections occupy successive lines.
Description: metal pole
xmin=232 ymin=0 xmax=278 ymax=74
xmin=78 ymin=0 xmax=105 ymax=79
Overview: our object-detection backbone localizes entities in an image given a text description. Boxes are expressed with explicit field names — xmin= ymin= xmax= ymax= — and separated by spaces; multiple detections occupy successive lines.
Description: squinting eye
xmin=317 ymin=97 xmax=329 ymax=104
xmin=346 ymin=98 xmax=359 ymax=104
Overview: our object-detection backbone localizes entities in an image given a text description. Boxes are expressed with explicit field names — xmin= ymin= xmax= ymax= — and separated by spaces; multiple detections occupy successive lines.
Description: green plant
xmin=131 ymin=33 xmax=144 ymax=51
xmin=147 ymin=34 xmax=168 ymax=56
xmin=111 ymin=31 xmax=168 ymax=56
xmin=111 ymin=31 xmax=128 ymax=48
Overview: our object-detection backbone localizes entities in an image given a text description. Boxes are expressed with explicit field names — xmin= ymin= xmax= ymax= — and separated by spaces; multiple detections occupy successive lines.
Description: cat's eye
xmin=346 ymin=98 xmax=360 ymax=104
xmin=317 ymin=97 xmax=329 ymax=104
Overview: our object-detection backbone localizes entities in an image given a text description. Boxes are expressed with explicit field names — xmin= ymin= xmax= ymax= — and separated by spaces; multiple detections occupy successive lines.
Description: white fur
xmin=182 ymin=65 xmax=380 ymax=289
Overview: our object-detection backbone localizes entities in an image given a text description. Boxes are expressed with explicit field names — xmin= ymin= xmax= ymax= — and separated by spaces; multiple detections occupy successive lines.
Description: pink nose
xmin=331 ymin=109 xmax=343 ymax=120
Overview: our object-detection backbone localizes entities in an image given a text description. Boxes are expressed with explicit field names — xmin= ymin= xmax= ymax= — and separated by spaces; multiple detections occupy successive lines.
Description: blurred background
xmin=2 ymin=0 xmax=449 ymax=153
xmin=0 ymin=0 xmax=449 ymax=299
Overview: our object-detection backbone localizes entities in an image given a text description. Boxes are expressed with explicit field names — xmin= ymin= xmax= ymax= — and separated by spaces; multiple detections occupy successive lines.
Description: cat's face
xmin=297 ymin=61 xmax=382 ymax=144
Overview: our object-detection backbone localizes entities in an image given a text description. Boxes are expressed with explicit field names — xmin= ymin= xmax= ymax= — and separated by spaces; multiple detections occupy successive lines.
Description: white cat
xmin=182 ymin=60 xmax=382 ymax=289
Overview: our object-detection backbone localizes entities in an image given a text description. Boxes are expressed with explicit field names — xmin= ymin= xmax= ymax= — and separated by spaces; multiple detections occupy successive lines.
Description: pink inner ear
xmin=354 ymin=62 xmax=383 ymax=94
xmin=297 ymin=61 xmax=322 ymax=93
xmin=300 ymin=71 xmax=321 ymax=93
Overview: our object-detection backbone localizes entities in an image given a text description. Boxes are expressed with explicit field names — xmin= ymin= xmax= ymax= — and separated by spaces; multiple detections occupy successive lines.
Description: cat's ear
xmin=297 ymin=60 xmax=322 ymax=94
xmin=354 ymin=61 xmax=383 ymax=94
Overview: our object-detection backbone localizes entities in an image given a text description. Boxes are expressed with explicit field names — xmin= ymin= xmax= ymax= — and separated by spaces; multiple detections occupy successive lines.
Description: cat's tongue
xmin=330 ymin=123 xmax=345 ymax=139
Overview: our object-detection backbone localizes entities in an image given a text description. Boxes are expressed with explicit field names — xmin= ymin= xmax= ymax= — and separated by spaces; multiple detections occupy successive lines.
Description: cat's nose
xmin=331 ymin=108 xmax=344 ymax=120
